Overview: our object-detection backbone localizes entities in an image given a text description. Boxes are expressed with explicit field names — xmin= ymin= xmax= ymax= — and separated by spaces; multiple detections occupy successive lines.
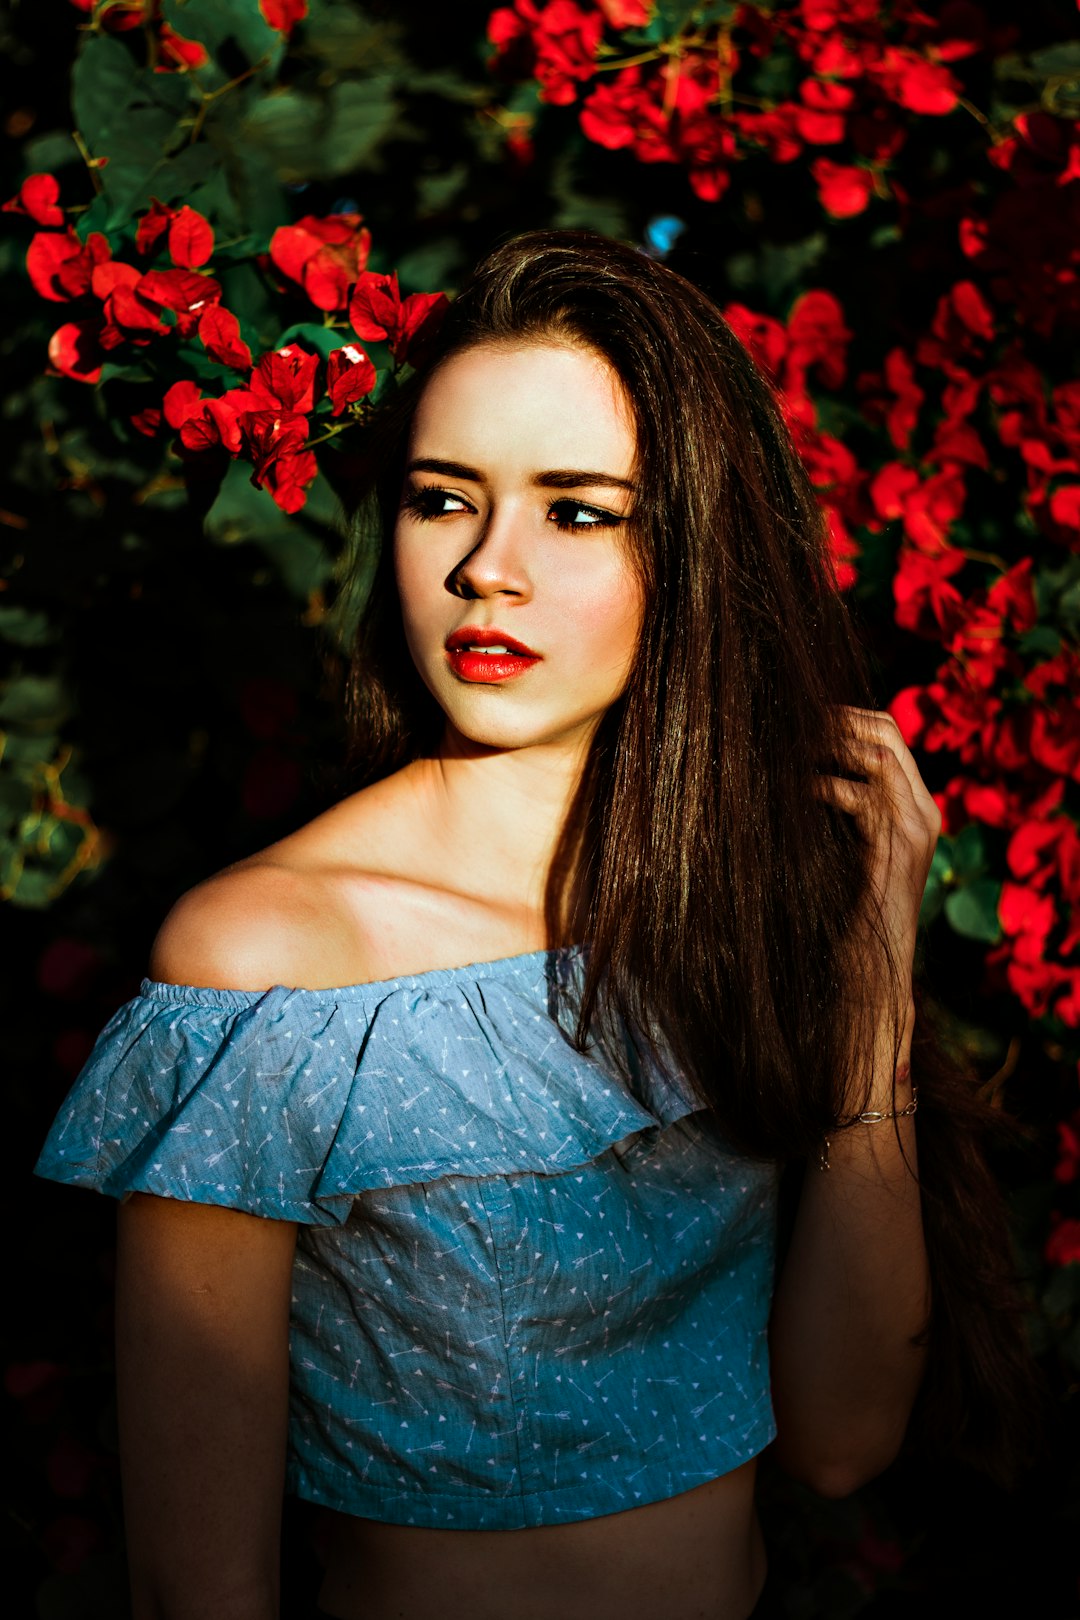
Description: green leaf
xmin=276 ymin=323 xmax=344 ymax=360
xmin=394 ymin=239 xmax=465 ymax=297
xmin=951 ymin=822 xmax=989 ymax=880
xmin=240 ymin=89 xmax=323 ymax=173
xmin=98 ymin=362 xmax=155 ymax=385
xmin=1027 ymin=42 xmax=1080 ymax=80
xmin=8 ymin=865 xmax=61 ymax=909
xmin=102 ymin=138 xmax=216 ymax=233
xmin=0 ymin=733 xmax=60 ymax=767
xmin=1018 ymin=625 xmax=1062 ymax=659
xmin=918 ymin=865 xmax=945 ymax=929
xmin=74 ymin=193 xmax=115 ymax=243
xmin=0 ymin=606 xmax=62 ymax=648
xmin=161 ymin=0 xmax=283 ymax=73
xmin=0 ymin=675 xmax=72 ymax=729
xmin=323 ymin=77 xmax=400 ymax=173
xmin=1042 ymin=1263 xmax=1080 ymax=1318
xmin=0 ymin=774 xmax=35 ymax=819
xmin=21 ymin=132 xmax=81 ymax=175
xmin=72 ymin=34 xmax=139 ymax=153
xmin=302 ymin=1 xmax=405 ymax=72
xmin=945 ymin=878 xmax=1003 ymax=944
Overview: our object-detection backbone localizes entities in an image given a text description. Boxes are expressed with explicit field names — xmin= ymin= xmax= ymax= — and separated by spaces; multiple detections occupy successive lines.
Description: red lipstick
xmin=445 ymin=626 xmax=541 ymax=683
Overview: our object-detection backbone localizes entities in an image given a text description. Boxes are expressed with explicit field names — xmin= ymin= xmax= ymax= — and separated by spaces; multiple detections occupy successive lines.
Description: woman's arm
xmin=768 ymin=706 xmax=938 ymax=1497
xmin=767 ymin=1002 xmax=930 ymax=1496
xmin=116 ymin=1192 xmax=297 ymax=1620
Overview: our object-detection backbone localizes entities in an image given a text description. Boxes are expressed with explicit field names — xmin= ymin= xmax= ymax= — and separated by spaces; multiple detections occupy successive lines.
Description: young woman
xmin=34 ymin=230 xmax=1033 ymax=1620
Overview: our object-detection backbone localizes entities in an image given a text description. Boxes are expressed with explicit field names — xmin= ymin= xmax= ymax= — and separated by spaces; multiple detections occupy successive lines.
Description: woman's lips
xmin=445 ymin=626 xmax=541 ymax=684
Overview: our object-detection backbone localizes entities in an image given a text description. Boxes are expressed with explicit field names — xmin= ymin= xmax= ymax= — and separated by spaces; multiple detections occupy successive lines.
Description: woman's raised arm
xmin=768 ymin=707 xmax=938 ymax=1495
xmin=116 ymin=1191 xmax=298 ymax=1620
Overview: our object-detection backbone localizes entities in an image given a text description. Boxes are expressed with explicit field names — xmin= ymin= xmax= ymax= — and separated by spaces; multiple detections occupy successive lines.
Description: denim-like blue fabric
xmin=34 ymin=945 xmax=778 ymax=1528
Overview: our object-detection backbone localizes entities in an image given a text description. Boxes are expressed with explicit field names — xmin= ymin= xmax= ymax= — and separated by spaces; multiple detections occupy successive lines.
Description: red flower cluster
xmin=581 ymin=56 xmax=736 ymax=202
xmin=66 ymin=0 xmax=208 ymax=72
xmin=724 ymin=245 xmax=1080 ymax=1038
xmin=66 ymin=0 xmax=307 ymax=61
xmin=725 ymin=290 xmax=862 ymax=587
xmin=486 ymin=0 xmax=986 ymax=216
xmin=488 ymin=1 xmax=605 ymax=106
xmin=9 ymin=174 xmax=446 ymax=513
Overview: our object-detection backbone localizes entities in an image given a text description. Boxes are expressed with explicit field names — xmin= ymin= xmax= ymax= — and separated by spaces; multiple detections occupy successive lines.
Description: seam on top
xmin=474 ymin=1181 xmax=531 ymax=1510
xmin=136 ymin=943 xmax=585 ymax=1011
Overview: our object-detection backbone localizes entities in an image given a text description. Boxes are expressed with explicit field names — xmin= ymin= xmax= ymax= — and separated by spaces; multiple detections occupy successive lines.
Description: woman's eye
xmin=546 ymin=499 xmax=624 ymax=532
xmin=401 ymin=486 xmax=472 ymax=520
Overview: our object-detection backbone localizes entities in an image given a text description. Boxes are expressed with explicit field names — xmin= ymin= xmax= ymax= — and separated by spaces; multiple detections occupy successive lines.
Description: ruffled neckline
xmin=138 ymin=941 xmax=587 ymax=1009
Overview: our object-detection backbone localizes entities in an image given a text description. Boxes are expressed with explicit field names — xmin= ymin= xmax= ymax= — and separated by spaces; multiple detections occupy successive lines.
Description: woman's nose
xmin=448 ymin=506 xmax=533 ymax=600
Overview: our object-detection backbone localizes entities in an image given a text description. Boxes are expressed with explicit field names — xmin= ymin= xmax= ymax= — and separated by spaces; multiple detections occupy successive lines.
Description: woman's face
xmin=393 ymin=340 xmax=643 ymax=755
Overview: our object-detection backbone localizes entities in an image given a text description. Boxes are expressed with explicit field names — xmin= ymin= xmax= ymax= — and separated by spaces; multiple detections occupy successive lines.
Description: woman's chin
xmin=437 ymin=708 xmax=603 ymax=759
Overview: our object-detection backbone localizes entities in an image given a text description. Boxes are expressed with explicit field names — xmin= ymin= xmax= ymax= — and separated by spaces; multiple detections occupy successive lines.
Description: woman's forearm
xmin=767 ymin=1001 xmax=931 ymax=1497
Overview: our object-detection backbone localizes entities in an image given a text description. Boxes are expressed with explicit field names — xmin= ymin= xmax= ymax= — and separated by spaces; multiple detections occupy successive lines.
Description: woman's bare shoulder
xmin=146 ymin=787 xmax=405 ymax=994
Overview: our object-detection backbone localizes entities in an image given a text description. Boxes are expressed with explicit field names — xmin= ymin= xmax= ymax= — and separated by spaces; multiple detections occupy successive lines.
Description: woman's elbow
xmin=771 ymin=1434 xmax=905 ymax=1499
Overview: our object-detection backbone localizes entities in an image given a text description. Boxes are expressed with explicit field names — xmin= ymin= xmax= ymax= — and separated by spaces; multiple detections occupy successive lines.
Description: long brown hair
xmin=324 ymin=229 xmax=1041 ymax=1484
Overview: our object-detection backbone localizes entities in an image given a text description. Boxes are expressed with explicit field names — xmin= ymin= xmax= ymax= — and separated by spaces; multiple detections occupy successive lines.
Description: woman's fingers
xmin=834 ymin=708 xmax=941 ymax=834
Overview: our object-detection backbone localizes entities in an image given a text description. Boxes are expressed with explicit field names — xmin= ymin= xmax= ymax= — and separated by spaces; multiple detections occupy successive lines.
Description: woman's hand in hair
xmin=817 ymin=705 xmax=942 ymax=998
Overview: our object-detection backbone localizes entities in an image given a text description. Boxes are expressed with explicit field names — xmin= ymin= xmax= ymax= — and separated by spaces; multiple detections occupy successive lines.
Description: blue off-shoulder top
xmin=33 ymin=944 xmax=779 ymax=1530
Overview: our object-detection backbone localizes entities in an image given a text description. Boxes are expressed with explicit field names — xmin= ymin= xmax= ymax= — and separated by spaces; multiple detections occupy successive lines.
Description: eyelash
xmin=400 ymin=486 xmax=625 ymax=533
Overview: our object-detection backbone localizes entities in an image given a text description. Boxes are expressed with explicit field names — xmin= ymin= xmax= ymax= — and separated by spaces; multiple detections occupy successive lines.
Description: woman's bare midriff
xmin=311 ymin=1459 xmax=767 ymax=1620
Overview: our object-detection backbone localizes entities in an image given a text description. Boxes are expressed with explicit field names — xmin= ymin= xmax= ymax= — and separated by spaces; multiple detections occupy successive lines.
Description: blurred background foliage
xmin=3 ymin=1 xmax=1079 ymax=1616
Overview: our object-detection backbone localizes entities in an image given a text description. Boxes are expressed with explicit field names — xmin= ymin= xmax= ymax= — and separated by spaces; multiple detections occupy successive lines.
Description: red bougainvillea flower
xmin=348 ymin=272 xmax=449 ymax=366
xmin=892 ymin=545 xmax=967 ymax=638
xmin=723 ymin=304 xmax=788 ymax=381
xmin=136 ymin=197 xmax=177 ymax=255
xmin=730 ymin=104 xmax=803 ymax=164
xmin=157 ymin=22 xmax=209 ymax=71
xmin=489 ymin=0 xmax=604 ymax=106
xmin=162 ymin=344 xmax=324 ymax=512
xmin=257 ymin=443 xmax=319 ymax=513
xmin=871 ymin=46 xmax=962 ymax=116
xmin=1054 ymin=1112 xmax=1080 ymax=1184
xmin=596 ymin=0 xmax=650 ymax=23
xmin=794 ymin=76 xmax=853 ymax=145
xmin=1008 ymin=813 xmax=1080 ymax=907
xmin=136 ymin=267 xmax=223 ymax=335
xmin=242 ymin=409 xmax=310 ymax=478
xmin=3 ymin=173 xmax=64 ymax=227
xmin=1046 ymin=1216 xmax=1080 ymax=1266
xmin=130 ymin=405 xmax=163 ymax=437
xmin=92 ymin=260 xmax=170 ymax=348
xmin=785 ymin=290 xmax=852 ymax=391
xmin=26 ymin=228 xmax=111 ymax=302
xmin=916 ymin=281 xmax=996 ymax=378
xmin=250 ymin=346 xmax=320 ymax=413
xmin=326 ymin=345 xmax=377 ymax=415
xmin=581 ymin=66 xmax=679 ymax=161
xmin=47 ymin=320 xmax=104 ymax=384
xmin=269 ymin=213 xmax=372 ymax=313
xmin=811 ymin=158 xmax=875 ymax=218
xmin=581 ymin=56 xmax=735 ymax=199
xmin=260 ymin=0 xmax=308 ymax=32
xmin=881 ymin=348 xmax=924 ymax=450
xmin=939 ymin=775 xmax=1064 ymax=838
xmin=168 ymin=206 xmax=214 ymax=269
xmin=198 ymin=306 xmax=252 ymax=370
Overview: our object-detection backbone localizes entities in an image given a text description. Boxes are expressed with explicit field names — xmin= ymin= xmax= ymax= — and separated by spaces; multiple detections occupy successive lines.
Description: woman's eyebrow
xmin=404 ymin=456 xmax=637 ymax=492
xmin=407 ymin=457 xmax=482 ymax=481
xmin=405 ymin=457 xmax=637 ymax=493
xmin=535 ymin=469 xmax=638 ymax=493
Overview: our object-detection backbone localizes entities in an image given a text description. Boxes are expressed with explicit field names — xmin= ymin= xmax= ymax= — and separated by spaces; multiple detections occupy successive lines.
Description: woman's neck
xmin=404 ymin=726 xmax=594 ymax=938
